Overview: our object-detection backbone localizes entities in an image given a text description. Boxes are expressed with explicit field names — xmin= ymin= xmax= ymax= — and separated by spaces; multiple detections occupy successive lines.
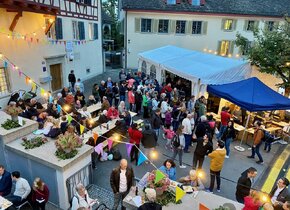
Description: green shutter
xmin=55 ymin=18 xmax=63 ymax=40
xmin=221 ymin=19 xmax=226 ymax=30
xmin=217 ymin=41 xmax=222 ymax=55
xmin=152 ymin=19 xmax=159 ymax=33
xmin=169 ymin=20 xmax=176 ymax=33
xmin=202 ymin=21 xmax=208 ymax=35
xmin=244 ymin=20 xmax=249 ymax=31
xmin=93 ymin=23 xmax=98 ymax=39
xmin=78 ymin=21 xmax=85 ymax=40
xmin=135 ymin=18 xmax=141 ymax=33
xmin=186 ymin=21 xmax=192 ymax=34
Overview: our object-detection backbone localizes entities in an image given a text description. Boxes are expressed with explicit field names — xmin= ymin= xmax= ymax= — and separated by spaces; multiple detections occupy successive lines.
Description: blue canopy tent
xmin=207 ymin=77 xmax=290 ymax=111
xmin=207 ymin=77 xmax=290 ymax=151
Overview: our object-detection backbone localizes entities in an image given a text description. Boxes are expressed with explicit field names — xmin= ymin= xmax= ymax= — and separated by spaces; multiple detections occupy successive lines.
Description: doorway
xmin=50 ymin=64 xmax=62 ymax=91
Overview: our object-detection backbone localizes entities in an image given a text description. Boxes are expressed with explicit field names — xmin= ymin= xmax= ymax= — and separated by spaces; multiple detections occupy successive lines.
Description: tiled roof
xmin=122 ymin=0 xmax=290 ymax=17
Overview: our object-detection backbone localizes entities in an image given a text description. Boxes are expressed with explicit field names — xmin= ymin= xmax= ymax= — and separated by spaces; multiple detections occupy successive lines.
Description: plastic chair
xmin=15 ymin=200 xmax=32 ymax=210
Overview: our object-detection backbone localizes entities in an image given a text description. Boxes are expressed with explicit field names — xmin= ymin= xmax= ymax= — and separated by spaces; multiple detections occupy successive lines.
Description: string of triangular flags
xmin=0 ymin=53 xmax=188 ymax=202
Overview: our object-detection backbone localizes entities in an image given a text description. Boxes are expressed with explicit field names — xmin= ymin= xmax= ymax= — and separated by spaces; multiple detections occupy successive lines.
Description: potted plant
xmin=21 ymin=136 xmax=48 ymax=149
xmin=5 ymin=102 xmax=22 ymax=122
xmin=55 ymin=133 xmax=83 ymax=160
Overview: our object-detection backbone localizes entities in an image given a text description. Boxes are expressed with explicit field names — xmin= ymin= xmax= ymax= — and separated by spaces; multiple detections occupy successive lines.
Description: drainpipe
xmin=124 ymin=10 xmax=128 ymax=69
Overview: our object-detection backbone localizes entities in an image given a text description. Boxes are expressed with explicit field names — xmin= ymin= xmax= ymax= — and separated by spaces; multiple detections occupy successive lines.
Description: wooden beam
xmin=2 ymin=0 xmax=13 ymax=5
xmin=9 ymin=11 xmax=22 ymax=32
xmin=45 ymin=21 xmax=53 ymax=35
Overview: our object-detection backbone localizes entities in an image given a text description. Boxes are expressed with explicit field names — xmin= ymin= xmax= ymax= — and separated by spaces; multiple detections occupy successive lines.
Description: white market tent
xmin=138 ymin=45 xmax=251 ymax=96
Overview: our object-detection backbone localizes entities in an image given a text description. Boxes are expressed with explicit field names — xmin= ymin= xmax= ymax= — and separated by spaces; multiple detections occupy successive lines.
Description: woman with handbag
xmin=31 ymin=177 xmax=49 ymax=210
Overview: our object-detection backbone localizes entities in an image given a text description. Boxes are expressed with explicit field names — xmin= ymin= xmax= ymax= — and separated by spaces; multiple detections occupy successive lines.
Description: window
xmin=150 ymin=65 xmax=156 ymax=79
xmin=266 ymin=21 xmax=275 ymax=31
xmin=245 ymin=20 xmax=256 ymax=31
xmin=223 ymin=19 xmax=233 ymax=30
xmin=72 ymin=21 xmax=85 ymax=40
xmin=192 ymin=21 xmax=202 ymax=34
xmin=176 ymin=20 xmax=186 ymax=34
xmin=167 ymin=0 xmax=176 ymax=4
xmin=89 ymin=23 xmax=98 ymax=40
xmin=242 ymin=41 xmax=253 ymax=55
xmin=141 ymin=61 xmax=147 ymax=74
xmin=141 ymin=19 xmax=152 ymax=32
xmin=46 ymin=18 xmax=63 ymax=40
xmin=158 ymin=19 xmax=169 ymax=33
xmin=219 ymin=40 xmax=233 ymax=56
xmin=46 ymin=19 xmax=56 ymax=39
xmin=0 ymin=68 xmax=9 ymax=95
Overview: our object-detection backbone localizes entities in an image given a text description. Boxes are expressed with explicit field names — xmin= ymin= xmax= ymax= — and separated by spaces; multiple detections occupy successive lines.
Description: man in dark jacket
xmin=141 ymin=124 xmax=158 ymax=159
xmin=0 ymin=165 xmax=12 ymax=196
xmin=192 ymin=134 xmax=213 ymax=170
xmin=68 ymin=70 xmax=76 ymax=92
xmin=195 ymin=115 xmax=211 ymax=140
xmin=151 ymin=109 xmax=162 ymax=137
xmin=110 ymin=159 xmax=135 ymax=210
xmin=270 ymin=177 xmax=290 ymax=210
xmin=235 ymin=167 xmax=257 ymax=203
xmin=119 ymin=82 xmax=127 ymax=102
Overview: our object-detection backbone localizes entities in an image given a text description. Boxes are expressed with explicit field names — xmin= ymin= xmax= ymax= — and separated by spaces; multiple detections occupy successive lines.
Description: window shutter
xmin=202 ymin=21 xmax=208 ymax=35
xmin=55 ymin=18 xmax=63 ymax=40
xmin=186 ymin=21 xmax=192 ymax=34
xmin=232 ymin=20 xmax=237 ymax=30
xmin=135 ymin=18 xmax=141 ymax=33
xmin=169 ymin=20 xmax=176 ymax=33
xmin=93 ymin=23 xmax=98 ymax=39
xmin=152 ymin=19 xmax=159 ymax=33
xmin=217 ymin=41 xmax=222 ymax=55
xmin=244 ymin=20 xmax=249 ymax=31
xmin=229 ymin=41 xmax=234 ymax=55
xmin=221 ymin=19 xmax=226 ymax=30
xmin=78 ymin=21 xmax=85 ymax=40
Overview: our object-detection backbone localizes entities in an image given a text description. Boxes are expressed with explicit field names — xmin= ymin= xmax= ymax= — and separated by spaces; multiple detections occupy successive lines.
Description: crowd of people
xmin=1 ymin=68 xmax=289 ymax=210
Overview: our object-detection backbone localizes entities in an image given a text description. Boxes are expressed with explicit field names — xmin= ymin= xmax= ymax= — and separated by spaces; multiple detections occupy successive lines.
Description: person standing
xmin=128 ymin=123 xmax=143 ymax=165
xmin=31 ymin=177 xmax=50 ymax=210
xmin=160 ymin=98 xmax=169 ymax=124
xmin=119 ymin=69 xmax=127 ymax=84
xmin=141 ymin=124 xmax=158 ymax=160
xmin=182 ymin=114 xmax=193 ymax=153
xmin=142 ymin=92 xmax=149 ymax=119
xmin=6 ymin=171 xmax=31 ymax=206
xmin=235 ymin=167 xmax=258 ymax=204
xmin=247 ymin=121 xmax=264 ymax=164
xmin=92 ymin=84 xmax=100 ymax=103
xmin=119 ymin=82 xmax=127 ymax=103
xmin=171 ymin=125 xmax=186 ymax=169
xmin=193 ymin=134 xmax=213 ymax=170
xmin=68 ymin=70 xmax=76 ymax=92
xmin=135 ymin=90 xmax=143 ymax=115
xmin=112 ymin=82 xmax=120 ymax=107
xmin=128 ymin=88 xmax=135 ymax=111
xmin=74 ymin=78 xmax=84 ymax=93
xmin=217 ymin=107 xmax=231 ymax=139
xmin=99 ymin=81 xmax=106 ymax=103
xmin=221 ymin=120 xmax=236 ymax=158
xmin=187 ymin=95 xmax=196 ymax=114
xmin=0 ymin=165 xmax=12 ymax=196
xmin=110 ymin=159 xmax=135 ymax=210
xmin=270 ymin=177 xmax=290 ymax=210
xmin=71 ymin=183 xmax=97 ymax=210
xmin=207 ymin=141 xmax=226 ymax=193
xmin=151 ymin=108 xmax=162 ymax=138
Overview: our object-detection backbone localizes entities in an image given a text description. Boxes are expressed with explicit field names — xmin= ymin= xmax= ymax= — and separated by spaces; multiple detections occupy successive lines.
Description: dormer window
xmin=167 ymin=0 xmax=176 ymax=4
xmin=188 ymin=0 xmax=205 ymax=6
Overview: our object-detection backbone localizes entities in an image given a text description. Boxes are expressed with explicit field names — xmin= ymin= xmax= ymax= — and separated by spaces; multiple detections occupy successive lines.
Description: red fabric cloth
xmin=128 ymin=91 xmax=135 ymax=104
xmin=107 ymin=108 xmax=119 ymax=119
xmin=242 ymin=196 xmax=261 ymax=210
xmin=31 ymin=184 xmax=50 ymax=202
xmin=220 ymin=111 xmax=231 ymax=126
xmin=128 ymin=127 xmax=143 ymax=144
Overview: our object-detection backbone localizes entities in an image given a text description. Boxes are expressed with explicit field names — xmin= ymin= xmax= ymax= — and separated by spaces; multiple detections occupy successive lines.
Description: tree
xmin=102 ymin=0 xmax=124 ymax=50
xmin=235 ymin=20 xmax=290 ymax=97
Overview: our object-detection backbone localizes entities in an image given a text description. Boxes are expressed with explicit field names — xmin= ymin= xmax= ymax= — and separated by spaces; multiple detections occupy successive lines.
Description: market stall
xmin=138 ymin=45 xmax=251 ymax=97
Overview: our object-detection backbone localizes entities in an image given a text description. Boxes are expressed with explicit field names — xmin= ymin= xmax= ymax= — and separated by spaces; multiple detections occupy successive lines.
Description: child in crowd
xmin=60 ymin=116 xmax=68 ymax=134
xmin=163 ymin=126 xmax=175 ymax=150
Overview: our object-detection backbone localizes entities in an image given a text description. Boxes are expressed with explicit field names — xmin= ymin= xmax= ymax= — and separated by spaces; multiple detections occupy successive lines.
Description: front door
xmin=50 ymin=64 xmax=62 ymax=91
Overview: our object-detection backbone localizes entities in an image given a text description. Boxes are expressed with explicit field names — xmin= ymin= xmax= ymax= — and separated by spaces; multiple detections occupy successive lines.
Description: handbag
xmin=215 ymin=127 xmax=219 ymax=135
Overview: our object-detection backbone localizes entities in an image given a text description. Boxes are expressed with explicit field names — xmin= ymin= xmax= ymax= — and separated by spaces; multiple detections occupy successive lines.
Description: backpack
xmin=262 ymin=130 xmax=274 ymax=142
xmin=111 ymin=148 xmax=122 ymax=160
xmin=171 ymin=134 xmax=180 ymax=148
xmin=69 ymin=196 xmax=79 ymax=208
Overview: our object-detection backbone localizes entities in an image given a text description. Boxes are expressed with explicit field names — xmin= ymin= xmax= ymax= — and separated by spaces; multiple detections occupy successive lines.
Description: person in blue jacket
xmin=159 ymin=159 xmax=176 ymax=181
xmin=0 ymin=165 xmax=12 ymax=196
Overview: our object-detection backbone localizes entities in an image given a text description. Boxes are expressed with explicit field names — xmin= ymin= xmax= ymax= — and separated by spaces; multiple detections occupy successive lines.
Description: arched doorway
xmin=141 ymin=61 xmax=147 ymax=74
xmin=150 ymin=65 xmax=156 ymax=79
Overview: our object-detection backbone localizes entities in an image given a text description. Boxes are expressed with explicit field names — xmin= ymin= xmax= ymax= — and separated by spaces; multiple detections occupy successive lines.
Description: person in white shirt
xmin=161 ymin=98 xmax=169 ymax=123
xmin=182 ymin=114 xmax=193 ymax=153
xmin=74 ymin=78 xmax=84 ymax=93
xmin=71 ymin=183 xmax=98 ymax=210
xmin=270 ymin=177 xmax=289 ymax=209
xmin=187 ymin=95 xmax=196 ymax=114
xmin=110 ymin=159 xmax=135 ymax=210
xmin=6 ymin=171 xmax=31 ymax=206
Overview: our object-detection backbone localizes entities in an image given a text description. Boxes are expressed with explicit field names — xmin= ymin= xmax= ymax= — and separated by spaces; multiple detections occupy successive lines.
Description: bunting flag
xmin=199 ymin=203 xmax=210 ymax=210
xmin=155 ymin=170 xmax=166 ymax=184
xmin=94 ymin=143 xmax=103 ymax=155
xmin=175 ymin=186 xmax=186 ymax=202
xmin=125 ymin=143 xmax=133 ymax=158
xmin=18 ymin=70 xmax=22 ymax=77
xmin=49 ymin=96 xmax=53 ymax=103
xmin=25 ymin=76 xmax=30 ymax=84
xmin=93 ymin=132 xmax=98 ymax=141
xmin=3 ymin=61 xmax=8 ymax=68
xmin=80 ymin=124 xmax=85 ymax=135
xmin=31 ymin=82 xmax=36 ymax=92
xmin=67 ymin=115 xmax=73 ymax=124
xmin=137 ymin=152 xmax=147 ymax=166
xmin=40 ymin=88 xmax=45 ymax=95
xmin=107 ymin=138 xmax=113 ymax=151
xmin=57 ymin=104 xmax=62 ymax=113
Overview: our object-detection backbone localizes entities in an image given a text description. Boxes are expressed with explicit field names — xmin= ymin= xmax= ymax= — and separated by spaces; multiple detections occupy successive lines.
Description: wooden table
xmin=0 ymin=196 xmax=13 ymax=210
xmin=86 ymin=103 xmax=102 ymax=113
xmin=234 ymin=124 xmax=245 ymax=132
xmin=271 ymin=121 xmax=289 ymax=127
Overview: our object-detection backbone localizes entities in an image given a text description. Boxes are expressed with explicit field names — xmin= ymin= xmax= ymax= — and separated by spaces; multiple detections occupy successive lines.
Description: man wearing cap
xmin=138 ymin=188 xmax=162 ymax=210
xmin=270 ymin=177 xmax=290 ymax=210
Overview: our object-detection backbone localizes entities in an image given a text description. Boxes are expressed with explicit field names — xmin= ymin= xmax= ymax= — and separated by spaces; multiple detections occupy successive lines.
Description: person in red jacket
xmin=128 ymin=123 xmax=143 ymax=165
xmin=128 ymin=88 xmax=135 ymax=111
xmin=243 ymin=190 xmax=261 ymax=210
xmin=107 ymin=105 xmax=119 ymax=120
xmin=31 ymin=177 xmax=50 ymax=210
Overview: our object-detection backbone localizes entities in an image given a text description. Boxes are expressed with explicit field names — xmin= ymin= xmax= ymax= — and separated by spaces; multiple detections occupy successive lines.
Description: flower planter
xmin=11 ymin=115 xmax=18 ymax=122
